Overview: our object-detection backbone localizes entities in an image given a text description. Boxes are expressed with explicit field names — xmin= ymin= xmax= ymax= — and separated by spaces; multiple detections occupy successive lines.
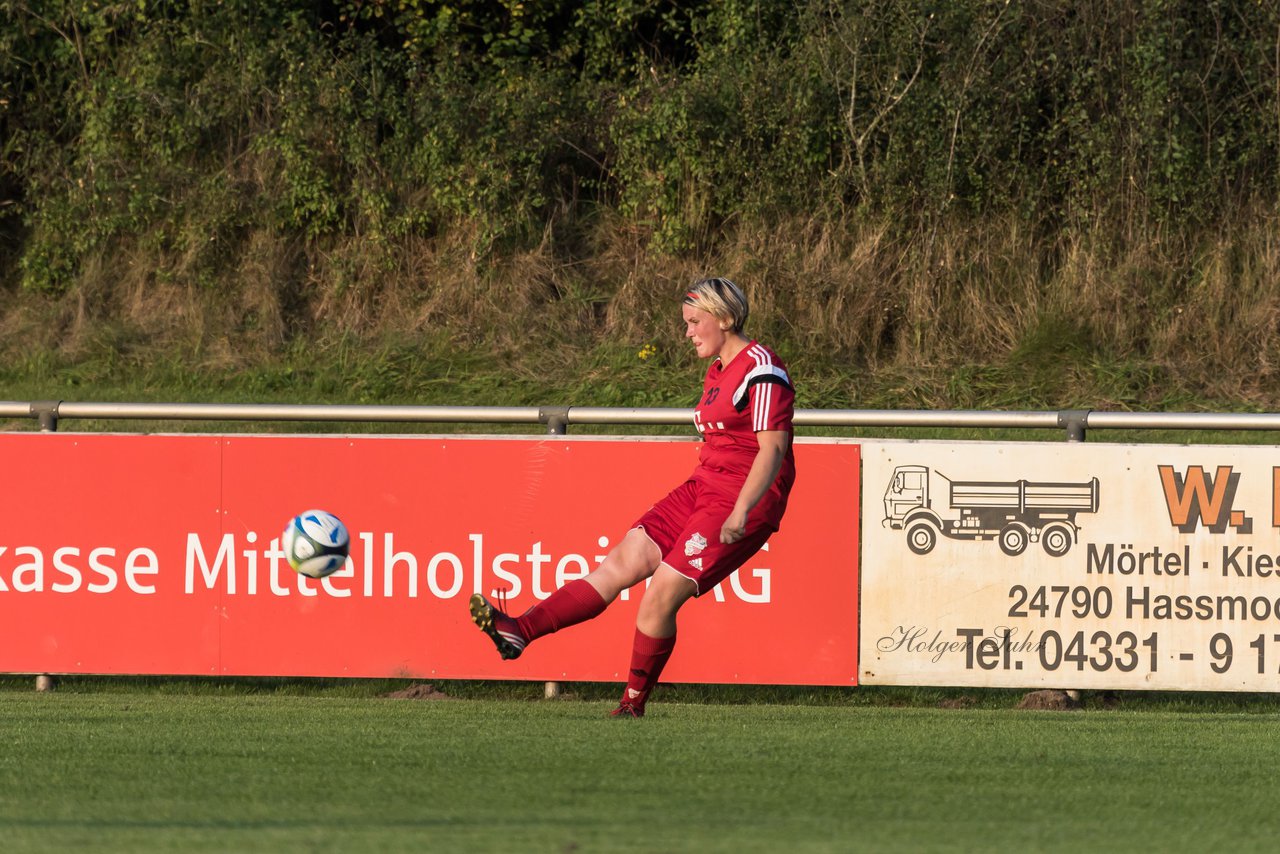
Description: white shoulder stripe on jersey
xmin=731 ymin=346 xmax=792 ymax=415
xmin=754 ymin=380 xmax=773 ymax=431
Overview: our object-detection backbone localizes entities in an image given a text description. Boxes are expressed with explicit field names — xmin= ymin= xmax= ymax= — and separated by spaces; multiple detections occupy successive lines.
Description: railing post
xmin=539 ymin=406 xmax=570 ymax=437
xmin=31 ymin=402 xmax=61 ymax=692
xmin=1059 ymin=409 xmax=1090 ymax=706
xmin=540 ymin=406 xmax=569 ymax=699
xmin=31 ymin=400 xmax=60 ymax=433
xmin=1057 ymin=409 xmax=1090 ymax=443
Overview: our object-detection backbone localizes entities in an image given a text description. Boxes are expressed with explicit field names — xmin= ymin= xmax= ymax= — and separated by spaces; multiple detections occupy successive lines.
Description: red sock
xmin=620 ymin=628 xmax=677 ymax=712
xmin=516 ymin=578 xmax=608 ymax=642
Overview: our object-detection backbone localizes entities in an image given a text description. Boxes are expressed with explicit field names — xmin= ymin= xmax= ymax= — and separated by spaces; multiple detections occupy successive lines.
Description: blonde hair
xmin=682 ymin=277 xmax=749 ymax=332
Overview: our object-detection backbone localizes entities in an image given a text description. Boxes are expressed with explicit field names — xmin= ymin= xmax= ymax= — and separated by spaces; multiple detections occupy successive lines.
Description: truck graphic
xmin=883 ymin=465 xmax=1100 ymax=557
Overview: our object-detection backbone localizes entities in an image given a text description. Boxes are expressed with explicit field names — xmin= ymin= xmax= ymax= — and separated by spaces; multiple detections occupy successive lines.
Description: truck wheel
xmin=906 ymin=522 xmax=937 ymax=555
xmin=1041 ymin=524 xmax=1073 ymax=557
xmin=998 ymin=524 xmax=1028 ymax=557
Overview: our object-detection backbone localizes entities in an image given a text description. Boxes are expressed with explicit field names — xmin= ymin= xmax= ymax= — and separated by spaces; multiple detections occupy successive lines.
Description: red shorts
xmin=633 ymin=478 xmax=779 ymax=596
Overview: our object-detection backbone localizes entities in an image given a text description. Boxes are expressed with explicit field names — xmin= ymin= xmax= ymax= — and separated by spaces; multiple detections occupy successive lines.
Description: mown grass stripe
xmin=2 ymin=691 xmax=1279 ymax=852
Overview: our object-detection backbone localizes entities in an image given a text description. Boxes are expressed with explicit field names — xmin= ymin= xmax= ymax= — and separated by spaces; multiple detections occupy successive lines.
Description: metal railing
xmin=5 ymin=400 xmax=1280 ymax=440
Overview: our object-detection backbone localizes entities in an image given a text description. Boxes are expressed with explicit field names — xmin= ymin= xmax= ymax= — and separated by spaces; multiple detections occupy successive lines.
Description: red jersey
xmin=691 ymin=340 xmax=796 ymax=505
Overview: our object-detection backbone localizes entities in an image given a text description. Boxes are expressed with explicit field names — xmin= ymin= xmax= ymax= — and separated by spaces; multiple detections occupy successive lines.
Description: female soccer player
xmin=469 ymin=277 xmax=796 ymax=717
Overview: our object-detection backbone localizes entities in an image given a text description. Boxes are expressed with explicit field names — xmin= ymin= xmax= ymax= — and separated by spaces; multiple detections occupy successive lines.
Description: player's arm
xmin=720 ymin=430 xmax=789 ymax=544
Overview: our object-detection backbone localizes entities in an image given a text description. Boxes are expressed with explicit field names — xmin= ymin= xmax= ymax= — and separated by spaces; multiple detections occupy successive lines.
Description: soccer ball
xmin=282 ymin=510 xmax=350 ymax=579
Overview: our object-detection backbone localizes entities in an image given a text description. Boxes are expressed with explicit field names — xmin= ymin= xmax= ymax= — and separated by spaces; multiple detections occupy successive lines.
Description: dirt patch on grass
xmin=937 ymin=695 xmax=977 ymax=709
xmin=1016 ymin=689 xmax=1081 ymax=711
xmin=383 ymin=682 xmax=454 ymax=700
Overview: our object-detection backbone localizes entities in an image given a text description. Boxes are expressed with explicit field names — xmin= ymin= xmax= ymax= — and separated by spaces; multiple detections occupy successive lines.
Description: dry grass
xmin=5 ymin=207 xmax=1280 ymax=411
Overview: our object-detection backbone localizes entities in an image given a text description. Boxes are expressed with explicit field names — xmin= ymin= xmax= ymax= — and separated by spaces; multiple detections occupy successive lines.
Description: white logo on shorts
xmin=684 ymin=533 xmax=707 ymax=557
xmin=689 ymin=558 xmax=703 ymax=570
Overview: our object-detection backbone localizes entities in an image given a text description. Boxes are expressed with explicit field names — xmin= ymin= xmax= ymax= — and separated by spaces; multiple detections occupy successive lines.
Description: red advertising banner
xmin=0 ymin=434 xmax=860 ymax=685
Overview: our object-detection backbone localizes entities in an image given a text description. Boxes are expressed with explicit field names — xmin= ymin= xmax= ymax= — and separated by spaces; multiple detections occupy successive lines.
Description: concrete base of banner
xmin=544 ymin=681 xmax=562 ymax=699
xmin=35 ymin=674 xmax=56 ymax=692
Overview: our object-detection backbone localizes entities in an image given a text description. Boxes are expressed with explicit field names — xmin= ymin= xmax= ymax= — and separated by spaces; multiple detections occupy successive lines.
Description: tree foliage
xmin=2 ymin=0 xmax=1279 ymax=292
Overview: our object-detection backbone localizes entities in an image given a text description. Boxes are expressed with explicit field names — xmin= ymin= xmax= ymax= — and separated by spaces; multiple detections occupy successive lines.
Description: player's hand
xmin=720 ymin=509 xmax=748 ymax=544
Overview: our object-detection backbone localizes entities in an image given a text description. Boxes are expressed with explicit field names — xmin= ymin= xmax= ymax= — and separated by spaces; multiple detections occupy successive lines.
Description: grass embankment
xmin=6 ymin=210 xmax=1280 ymax=437
xmin=3 ymin=685 xmax=1279 ymax=853
xmin=6 ymin=3 xmax=1280 ymax=426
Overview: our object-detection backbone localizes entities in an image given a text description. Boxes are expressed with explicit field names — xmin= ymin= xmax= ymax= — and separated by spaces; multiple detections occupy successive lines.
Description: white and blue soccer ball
xmin=282 ymin=510 xmax=350 ymax=579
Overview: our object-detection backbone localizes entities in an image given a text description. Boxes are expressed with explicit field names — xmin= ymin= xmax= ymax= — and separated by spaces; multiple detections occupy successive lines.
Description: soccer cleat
xmin=610 ymin=701 xmax=644 ymax=718
xmin=468 ymin=593 xmax=526 ymax=660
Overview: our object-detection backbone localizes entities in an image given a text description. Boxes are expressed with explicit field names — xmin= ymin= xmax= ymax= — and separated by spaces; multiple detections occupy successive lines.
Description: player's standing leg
xmin=612 ymin=565 xmax=697 ymax=717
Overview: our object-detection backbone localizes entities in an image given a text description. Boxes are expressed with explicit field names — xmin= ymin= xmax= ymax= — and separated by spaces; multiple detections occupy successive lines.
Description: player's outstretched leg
xmin=515 ymin=578 xmax=609 ymax=642
xmin=468 ymin=594 xmax=527 ymax=660
xmin=468 ymin=578 xmax=610 ymax=661
xmin=468 ymin=530 xmax=656 ymax=662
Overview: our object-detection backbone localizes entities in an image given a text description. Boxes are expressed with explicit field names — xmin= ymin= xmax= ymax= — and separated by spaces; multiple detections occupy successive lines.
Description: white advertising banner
xmin=861 ymin=439 xmax=1280 ymax=691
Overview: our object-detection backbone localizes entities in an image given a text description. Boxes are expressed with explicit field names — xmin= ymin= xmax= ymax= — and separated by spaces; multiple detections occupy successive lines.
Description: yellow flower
xmin=637 ymin=344 xmax=657 ymax=361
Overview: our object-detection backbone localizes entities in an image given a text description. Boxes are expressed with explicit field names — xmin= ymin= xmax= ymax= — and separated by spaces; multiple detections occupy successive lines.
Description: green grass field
xmin=4 ymin=683 xmax=1280 ymax=853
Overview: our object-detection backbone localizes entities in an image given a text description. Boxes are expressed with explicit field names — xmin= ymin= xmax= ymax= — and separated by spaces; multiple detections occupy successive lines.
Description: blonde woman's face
xmin=683 ymin=303 xmax=727 ymax=359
